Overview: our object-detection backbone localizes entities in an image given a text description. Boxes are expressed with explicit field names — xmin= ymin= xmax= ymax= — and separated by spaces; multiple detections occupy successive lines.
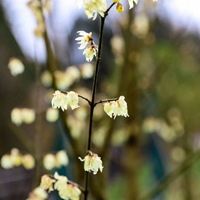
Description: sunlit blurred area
xmin=1 ymin=0 xmax=200 ymax=199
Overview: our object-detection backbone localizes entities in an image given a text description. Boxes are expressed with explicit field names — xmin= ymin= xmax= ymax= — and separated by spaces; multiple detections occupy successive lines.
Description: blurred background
xmin=0 ymin=0 xmax=200 ymax=199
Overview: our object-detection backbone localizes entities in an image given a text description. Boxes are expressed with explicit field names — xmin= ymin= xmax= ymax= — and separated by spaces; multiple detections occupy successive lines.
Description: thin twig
xmin=94 ymin=98 xmax=118 ymax=106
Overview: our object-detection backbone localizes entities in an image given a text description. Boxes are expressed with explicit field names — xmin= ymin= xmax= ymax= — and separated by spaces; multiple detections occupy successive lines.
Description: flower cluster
xmin=76 ymin=0 xmax=107 ymax=20
xmin=52 ymin=90 xmax=79 ymax=111
xmin=79 ymin=151 xmax=103 ymax=175
xmin=0 ymin=148 xmax=35 ymax=170
xmin=11 ymin=108 xmax=36 ymax=126
xmin=103 ymin=96 xmax=129 ymax=119
xmin=40 ymin=172 xmax=81 ymax=200
xmin=8 ymin=58 xmax=24 ymax=76
xmin=43 ymin=150 xmax=69 ymax=170
xmin=76 ymin=31 xmax=98 ymax=62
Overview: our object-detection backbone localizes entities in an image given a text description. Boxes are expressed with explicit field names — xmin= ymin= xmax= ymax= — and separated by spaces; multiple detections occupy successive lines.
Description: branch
xmin=94 ymin=98 xmax=118 ymax=106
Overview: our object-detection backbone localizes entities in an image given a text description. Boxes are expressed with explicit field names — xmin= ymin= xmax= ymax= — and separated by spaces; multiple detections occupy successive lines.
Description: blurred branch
xmin=140 ymin=149 xmax=200 ymax=200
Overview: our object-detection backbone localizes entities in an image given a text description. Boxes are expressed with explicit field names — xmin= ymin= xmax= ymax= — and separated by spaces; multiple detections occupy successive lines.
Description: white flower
xmin=10 ymin=148 xmax=22 ymax=166
xmin=8 ymin=58 xmax=24 ymax=76
xmin=40 ymin=175 xmax=55 ymax=192
xmin=75 ymin=31 xmax=92 ymax=49
xmin=55 ymin=150 xmax=69 ymax=167
xmin=79 ymin=152 xmax=103 ymax=175
xmin=11 ymin=108 xmax=23 ymax=126
xmin=83 ymin=45 xmax=97 ymax=62
xmin=51 ymin=90 xmax=68 ymax=111
xmin=0 ymin=154 xmax=13 ymax=169
xmin=43 ymin=154 xmax=56 ymax=170
xmin=65 ymin=184 xmax=81 ymax=200
xmin=104 ymin=96 xmax=129 ymax=118
xmin=21 ymin=108 xmax=36 ymax=124
xmin=46 ymin=108 xmax=59 ymax=122
xmin=67 ymin=91 xmax=79 ymax=110
xmin=80 ymin=63 xmax=94 ymax=79
xmin=54 ymin=172 xmax=68 ymax=191
xmin=115 ymin=96 xmax=129 ymax=117
xmin=22 ymin=154 xmax=35 ymax=169
xmin=76 ymin=0 xmax=107 ymax=20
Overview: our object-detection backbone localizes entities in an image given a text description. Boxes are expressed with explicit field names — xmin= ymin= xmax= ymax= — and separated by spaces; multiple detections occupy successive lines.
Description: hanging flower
xmin=104 ymin=96 xmax=129 ymax=119
xmin=51 ymin=90 xmax=68 ymax=111
xmin=8 ymin=58 xmax=24 ymax=76
xmin=75 ymin=0 xmax=107 ymax=20
xmin=83 ymin=45 xmax=97 ymax=62
xmin=79 ymin=151 xmax=103 ymax=175
xmin=67 ymin=91 xmax=79 ymax=110
xmin=40 ymin=175 xmax=55 ymax=192
xmin=75 ymin=31 xmax=92 ymax=49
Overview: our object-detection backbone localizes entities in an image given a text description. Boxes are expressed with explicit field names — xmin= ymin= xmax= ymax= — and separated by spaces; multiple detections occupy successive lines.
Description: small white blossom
xmin=22 ymin=154 xmax=35 ymax=169
xmin=79 ymin=152 xmax=103 ymax=175
xmin=43 ymin=154 xmax=56 ymax=170
xmin=80 ymin=63 xmax=94 ymax=79
xmin=55 ymin=150 xmax=69 ymax=167
xmin=67 ymin=91 xmax=79 ymax=110
xmin=0 ymin=154 xmax=13 ymax=169
xmin=76 ymin=31 xmax=92 ymax=49
xmin=8 ymin=58 xmax=24 ymax=76
xmin=40 ymin=175 xmax=55 ymax=192
xmin=104 ymin=96 xmax=129 ymax=119
xmin=83 ymin=45 xmax=97 ymax=62
xmin=52 ymin=90 xmax=68 ymax=111
xmin=76 ymin=0 xmax=107 ymax=20
xmin=11 ymin=108 xmax=23 ymax=126
xmin=46 ymin=108 xmax=59 ymax=122
xmin=10 ymin=148 xmax=22 ymax=166
xmin=65 ymin=184 xmax=81 ymax=200
xmin=54 ymin=172 xmax=68 ymax=191
xmin=21 ymin=108 xmax=36 ymax=124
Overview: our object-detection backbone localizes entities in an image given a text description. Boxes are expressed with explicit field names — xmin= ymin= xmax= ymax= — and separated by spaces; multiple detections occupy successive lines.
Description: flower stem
xmin=84 ymin=15 xmax=106 ymax=200
xmin=84 ymin=4 xmax=116 ymax=199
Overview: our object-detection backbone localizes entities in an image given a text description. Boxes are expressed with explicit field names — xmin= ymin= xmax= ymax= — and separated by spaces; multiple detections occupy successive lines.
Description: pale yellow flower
xmin=8 ymin=58 xmax=24 ymax=76
xmin=40 ymin=175 xmax=55 ymax=192
xmin=67 ymin=91 xmax=79 ymax=110
xmin=79 ymin=152 xmax=103 ymax=175
xmin=10 ymin=148 xmax=22 ymax=166
xmin=0 ymin=154 xmax=13 ymax=169
xmin=66 ymin=184 xmax=81 ymax=200
xmin=11 ymin=108 xmax=23 ymax=126
xmin=21 ymin=108 xmax=36 ymax=124
xmin=52 ymin=90 xmax=68 ymax=111
xmin=104 ymin=96 xmax=129 ymax=119
xmin=83 ymin=45 xmax=97 ymax=62
xmin=43 ymin=154 xmax=56 ymax=170
xmin=75 ymin=31 xmax=92 ymax=49
xmin=55 ymin=150 xmax=69 ymax=167
xmin=54 ymin=172 xmax=68 ymax=191
xmin=80 ymin=63 xmax=94 ymax=79
xmin=22 ymin=154 xmax=35 ymax=169
xmin=76 ymin=0 xmax=107 ymax=20
xmin=46 ymin=108 xmax=59 ymax=122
